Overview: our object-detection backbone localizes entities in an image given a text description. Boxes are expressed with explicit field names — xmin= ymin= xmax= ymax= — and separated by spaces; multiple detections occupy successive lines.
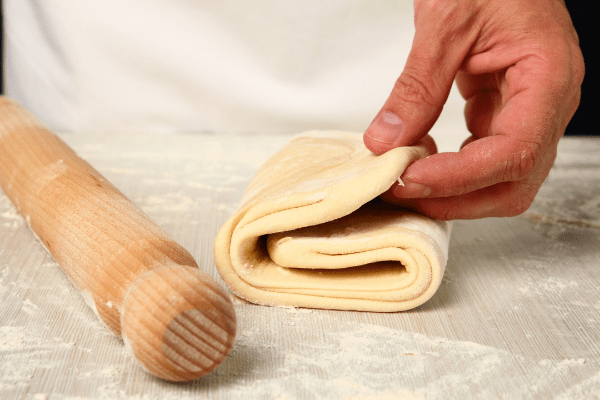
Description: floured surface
xmin=1 ymin=133 xmax=600 ymax=399
xmin=523 ymin=137 xmax=600 ymax=231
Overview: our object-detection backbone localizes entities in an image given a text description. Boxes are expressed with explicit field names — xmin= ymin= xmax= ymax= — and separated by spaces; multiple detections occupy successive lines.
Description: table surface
xmin=1 ymin=131 xmax=599 ymax=400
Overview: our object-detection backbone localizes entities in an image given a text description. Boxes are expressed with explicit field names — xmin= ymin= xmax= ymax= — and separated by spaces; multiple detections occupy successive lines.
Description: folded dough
xmin=214 ymin=131 xmax=451 ymax=311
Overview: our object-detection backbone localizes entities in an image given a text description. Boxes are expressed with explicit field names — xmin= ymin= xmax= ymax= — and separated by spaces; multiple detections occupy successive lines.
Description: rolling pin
xmin=0 ymin=96 xmax=236 ymax=382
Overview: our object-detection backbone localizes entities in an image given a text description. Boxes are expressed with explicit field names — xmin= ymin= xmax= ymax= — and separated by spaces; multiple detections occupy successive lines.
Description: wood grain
xmin=0 ymin=97 xmax=236 ymax=381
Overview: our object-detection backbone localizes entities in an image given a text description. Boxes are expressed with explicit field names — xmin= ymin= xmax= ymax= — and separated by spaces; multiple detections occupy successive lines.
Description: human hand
xmin=363 ymin=0 xmax=584 ymax=220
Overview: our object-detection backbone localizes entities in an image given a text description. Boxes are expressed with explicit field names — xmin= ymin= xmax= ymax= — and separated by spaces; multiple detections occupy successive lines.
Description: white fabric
xmin=4 ymin=0 xmax=417 ymax=134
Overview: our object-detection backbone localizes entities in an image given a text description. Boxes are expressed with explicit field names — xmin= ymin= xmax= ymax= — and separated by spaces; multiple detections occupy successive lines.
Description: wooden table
xmin=1 ymin=132 xmax=599 ymax=400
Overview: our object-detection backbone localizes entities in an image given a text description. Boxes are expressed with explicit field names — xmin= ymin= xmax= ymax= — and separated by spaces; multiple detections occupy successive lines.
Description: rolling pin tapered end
xmin=121 ymin=264 xmax=236 ymax=382
xmin=1 ymin=97 xmax=237 ymax=381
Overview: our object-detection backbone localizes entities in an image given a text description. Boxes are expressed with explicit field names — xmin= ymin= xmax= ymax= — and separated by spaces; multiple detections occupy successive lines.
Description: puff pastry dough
xmin=214 ymin=131 xmax=451 ymax=311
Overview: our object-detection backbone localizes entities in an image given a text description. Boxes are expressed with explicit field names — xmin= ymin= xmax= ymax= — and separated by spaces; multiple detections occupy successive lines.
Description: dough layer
xmin=214 ymin=131 xmax=451 ymax=311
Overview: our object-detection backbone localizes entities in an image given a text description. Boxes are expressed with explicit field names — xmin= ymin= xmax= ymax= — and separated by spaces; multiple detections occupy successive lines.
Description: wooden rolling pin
xmin=0 ymin=96 xmax=236 ymax=382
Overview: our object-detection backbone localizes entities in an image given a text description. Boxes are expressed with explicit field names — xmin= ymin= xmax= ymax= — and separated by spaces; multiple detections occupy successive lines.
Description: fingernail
xmin=365 ymin=111 xmax=404 ymax=144
xmin=394 ymin=181 xmax=432 ymax=198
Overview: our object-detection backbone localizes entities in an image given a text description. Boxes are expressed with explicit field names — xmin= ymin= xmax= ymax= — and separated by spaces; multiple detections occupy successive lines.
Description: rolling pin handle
xmin=121 ymin=264 xmax=236 ymax=382
xmin=0 ymin=96 xmax=236 ymax=382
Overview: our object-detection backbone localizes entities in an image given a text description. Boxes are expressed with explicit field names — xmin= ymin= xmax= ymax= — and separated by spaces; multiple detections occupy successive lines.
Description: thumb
xmin=364 ymin=1 xmax=478 ymax=155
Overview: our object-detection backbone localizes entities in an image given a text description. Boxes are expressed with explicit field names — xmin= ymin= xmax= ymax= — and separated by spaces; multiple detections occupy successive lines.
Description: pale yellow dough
xmin=214 ymin=131 xmax=451 ymax=311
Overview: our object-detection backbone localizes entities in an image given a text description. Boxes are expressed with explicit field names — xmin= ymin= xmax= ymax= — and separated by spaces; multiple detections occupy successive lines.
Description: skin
xmin=363 ymin=0 xmax=584 ymax=220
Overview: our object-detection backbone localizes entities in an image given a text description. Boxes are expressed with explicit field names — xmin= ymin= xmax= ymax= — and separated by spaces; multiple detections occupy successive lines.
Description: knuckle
xmin=500 ymin=142 xmax=541 ymax=182
xmin=420 ymin=0 xmax=468 ymax=25
xmin=421 ymin=0 xmax=454 ymax=18
xmin=419 ymin=0 xmax=480 ymax=34
xmin=392 ymin=67 xmax=439 ymax=110
xmin=571 ymin=45 xmax=586 ymax=88
xmin=555 ymin=20 xmax=585 ymax=89
xmin=543 ymin=39 xmax=585 ymax=101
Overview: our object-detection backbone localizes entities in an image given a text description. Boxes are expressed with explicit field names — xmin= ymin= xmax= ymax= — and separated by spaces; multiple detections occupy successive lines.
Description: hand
xmin=363 ymin=0 xmax=584 ymax=220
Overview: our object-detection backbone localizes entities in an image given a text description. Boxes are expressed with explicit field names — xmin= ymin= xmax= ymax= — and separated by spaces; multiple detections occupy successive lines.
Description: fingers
xmin=409 ymin=134 xmax=438 ymax=159
xmin=381 ymin=179 xmax=542 ymax=220
xmin=384 ymin=133 xmax=558 ymax=220
xmin=366 ymin=0 xmax=584 ymax=220
xmin=390 ymin=49 xmax=574 ymax=214
xmin=363 ymin=0 xmax=482 ymax=155
xmin=394 ymin=134 xmax=543 ymax=200
xmin=382 ymin=112 xmax=561 ymax=219
xmin=463 ymin=88 xmax=501 ymax=139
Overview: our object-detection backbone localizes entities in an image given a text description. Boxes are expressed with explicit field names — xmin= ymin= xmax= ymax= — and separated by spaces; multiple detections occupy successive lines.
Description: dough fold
xmin=214 ymin=131 xmax=451 ymax=311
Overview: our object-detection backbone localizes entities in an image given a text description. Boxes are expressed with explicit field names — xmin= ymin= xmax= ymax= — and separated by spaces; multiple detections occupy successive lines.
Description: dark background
xmin=1 ymin=1 xmax=3 ymax=95
xmin=0 ymin=3 xmax=593 ymax=136
xmin=563 ymin=3 xmax=593 ymax=136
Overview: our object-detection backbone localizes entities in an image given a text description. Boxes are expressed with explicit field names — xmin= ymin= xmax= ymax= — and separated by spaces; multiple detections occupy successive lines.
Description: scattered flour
xmin=99 ymin=167 xmax=147 ymax=176
xmin=0 ymin=326 xmax=27 ymax=351
xmin=0 ymin=194 xmax=24 ymax=229
xmin=80 ymin=366 xmax=121 ymax=378
xmin=555 ymin=370 xmax=600 ymax=400
xmin=186 ymin=181 xmax=214 ymax=190
xmin=141 ymin=193 xmax=197 ymax=212
xmin=538 ymin=358 xmax=586 ymax=371
xmin=0 ymin=326 xmax=57 ymax=390
xmin=518 ymin=277 xmax=579 ymax=296
xmin=2 ymin=303 xmax=595 ymax=400
xmin=0 ymin=268 xmax=7 ymax=297
xmin=200 ymin=310 xmax=593 ymax=400
xmin=21 ymin=299 xmax=39 ymax=315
